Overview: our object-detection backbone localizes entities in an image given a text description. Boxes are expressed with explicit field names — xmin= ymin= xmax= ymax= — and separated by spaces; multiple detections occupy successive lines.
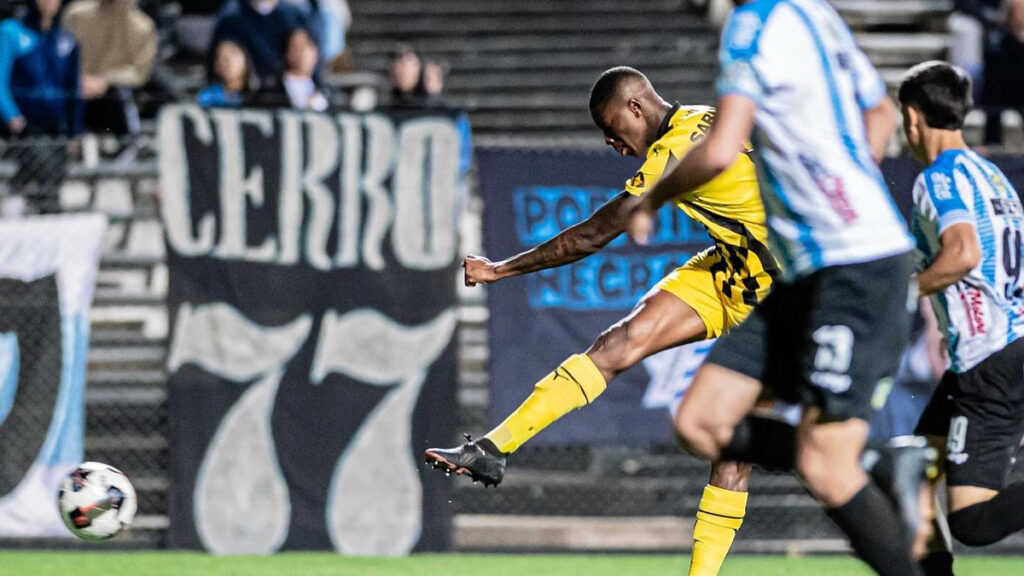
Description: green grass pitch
xmin=1 ymin=552 xmax=1023 ymax=576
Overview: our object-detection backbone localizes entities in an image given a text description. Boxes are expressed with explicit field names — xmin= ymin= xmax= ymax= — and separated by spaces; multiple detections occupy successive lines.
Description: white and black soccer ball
xmin=58 ymin=462 xmax=138 ymax=541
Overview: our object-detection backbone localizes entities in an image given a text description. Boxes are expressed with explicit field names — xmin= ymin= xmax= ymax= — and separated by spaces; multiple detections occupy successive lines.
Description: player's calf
xmin=798 ymin=418 xmax=923 ymax=576
xmin=946 ymin=482 xmax=1024 ymax=546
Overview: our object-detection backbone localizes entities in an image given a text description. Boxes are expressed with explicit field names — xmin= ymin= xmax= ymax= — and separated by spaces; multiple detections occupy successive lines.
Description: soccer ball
xmin=58 ymin=462 xmax=137 ymax=541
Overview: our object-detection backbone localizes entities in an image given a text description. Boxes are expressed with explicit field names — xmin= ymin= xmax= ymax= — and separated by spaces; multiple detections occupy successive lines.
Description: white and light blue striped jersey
xmin=911 ymin=149 xmax=1024 ymax=372
xmin=716 ymin=0 xmax=913 ymax=281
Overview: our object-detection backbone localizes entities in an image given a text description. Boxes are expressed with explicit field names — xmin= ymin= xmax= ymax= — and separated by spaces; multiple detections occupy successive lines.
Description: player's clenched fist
xmin=463 ymin=255 xmax=502 ymax=286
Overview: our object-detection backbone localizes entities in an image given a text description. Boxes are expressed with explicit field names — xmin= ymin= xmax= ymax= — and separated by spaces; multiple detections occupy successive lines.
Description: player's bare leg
xmin=674 ymin=363 xmax=764 ymax=461
xmin=582 ymin=288 xmax=708 ymax=382
xmin=676 ymin=365 xmax=926 ymax=576
xmin=666 ymin=363 xmax=763 ymax=576
xmin=943 ymin=481 xmax=1024 ymax=547
xmin=915 ymin=431 xmax=1024 ymax=563
xmin=793 ymin=410 xmax=922 ymax=576
xmin=426 ymin=289 xmax=753 ymax=576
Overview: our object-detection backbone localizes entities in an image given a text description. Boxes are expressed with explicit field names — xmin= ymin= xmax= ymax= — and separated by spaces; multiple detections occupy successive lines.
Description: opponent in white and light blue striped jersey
xmin=716 ymin=0 xmax=913 ymax=280
xmin=912 ymin=149 xmax=1024 ymax=372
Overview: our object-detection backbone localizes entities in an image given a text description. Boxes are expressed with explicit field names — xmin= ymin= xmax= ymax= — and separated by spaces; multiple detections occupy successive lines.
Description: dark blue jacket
xmin=10 ymin=14 xmax=82 ymax=136
xmin=209 ymin=0 xmax=313 ymax=85
xmin=0 ymin=19 xmax=36 ymax=123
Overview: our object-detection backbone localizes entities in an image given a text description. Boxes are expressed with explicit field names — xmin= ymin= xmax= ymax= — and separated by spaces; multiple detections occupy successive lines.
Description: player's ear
xmin=628 ymin=97 xmax=643 ymax=118
xmin=904 ymin=105 xmax=922 ymax=141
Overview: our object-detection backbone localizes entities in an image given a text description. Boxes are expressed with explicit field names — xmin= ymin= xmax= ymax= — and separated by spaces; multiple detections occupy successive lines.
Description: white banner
xmin=0 ymin=213 xmax=107 ymax=537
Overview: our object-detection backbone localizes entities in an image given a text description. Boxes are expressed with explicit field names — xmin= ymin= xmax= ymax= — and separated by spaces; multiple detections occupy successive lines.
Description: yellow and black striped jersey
xmin=625 ymin=103 xmax=779 ymax=305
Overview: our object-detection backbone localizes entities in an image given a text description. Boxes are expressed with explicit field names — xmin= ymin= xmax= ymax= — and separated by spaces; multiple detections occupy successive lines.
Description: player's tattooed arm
xmin=916 ymin=222 xmax=981 ymax=295
xmin=462 ymin=192 xmax=633 ymax=286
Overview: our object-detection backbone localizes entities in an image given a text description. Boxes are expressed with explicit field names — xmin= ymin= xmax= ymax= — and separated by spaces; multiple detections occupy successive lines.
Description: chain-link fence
xmin=0 ymin=135 xmax=166 ymax=546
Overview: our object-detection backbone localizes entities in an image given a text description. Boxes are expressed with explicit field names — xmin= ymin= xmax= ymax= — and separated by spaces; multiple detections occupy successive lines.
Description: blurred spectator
xmin=955 ymin=0 xmax=1024 ymax=144
xmin=278 ymin=28 xmax=326 ymax=110
xmin=4 ymin=0 xmax=82 ymax=213
xmin=285 ymin=0 xmax=350 ymax=70
xmin=387 ymin=46 xmax=472 ymax=175
xmin=209 ymin=0 xmax=313 ymax=87
xmin=63 ymin=0 xmax=157 ymax=134
xmin=136 ymin=0 xmax=191 ymax=120
xmin=11 ymin=0 xmax=82 ymax=138
xmin=422 ymin=60 xmax=445 ymax=100
xmin=0 ymin=0 xmax=37 ymax=137
xmin=198 ymin=40 xmax=255 ymax=108
xmin=982 ymin=0 xmax=1024 ymax=144
xmin=948 ymin=11 xmax=985 ymax=101
xmin=388 ymin=43 xmax=425 ymax=107
xmin=388 ymin=50 xmax=472 ymax=176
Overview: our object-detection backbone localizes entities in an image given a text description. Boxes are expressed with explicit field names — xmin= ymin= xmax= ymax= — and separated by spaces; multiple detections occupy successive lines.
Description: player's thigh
xmin=674 ymin=363 xmax=763 ymax=448
xmin=947 ymin=485 xmax=999 ymax=514
xmin=587 ymin=273 xmax=713 ymax=363
xmin=674 ymin=301 xmax=771 ymax=438
xmin=914 ymin=374 xmax=955 ymax=443
xmin=797 ymin=253 xmax=915 ymax=422
xmin=942 ymin=340 xmax=1024 ymax=494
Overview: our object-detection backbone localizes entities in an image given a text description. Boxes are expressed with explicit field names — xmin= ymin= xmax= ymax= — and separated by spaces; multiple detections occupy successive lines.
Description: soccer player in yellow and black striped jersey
xmin=425 ymin=67 xmax=779 ymax=576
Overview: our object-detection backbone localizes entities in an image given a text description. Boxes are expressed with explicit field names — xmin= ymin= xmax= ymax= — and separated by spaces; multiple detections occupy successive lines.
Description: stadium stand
xmin=346 ymin=0 xmax=718 ymax=147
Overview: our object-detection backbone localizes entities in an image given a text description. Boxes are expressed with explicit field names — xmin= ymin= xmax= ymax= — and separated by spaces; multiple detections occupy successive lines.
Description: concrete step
xmin=92 ymin=289 xmax=165 ymax=307
xmin=90 ymin=329 xmax=166 ymax=346
xmin=353 ymin=0 xmax=688 ymax=17
xmin=86 ymin=387 xmax=166 ymax=406
xmin=350 ymin=14 xmax=707 ymax=38
xmin=855 ymin=32 xmax=951 ymax=67
xmin=88 ymin=346 xmax=166 ymax=368
xmin=357 ymin=49 xmax=713 ymax=74
xmin=447 ymin=70 xmax=713 ymax=92
xmin=351 ymin=33 xmax=714 ymax=56
xmin=453 ymin=514 xmax=846 ymax=553
xmin=88 ymin=368 xmax=165 ymax=387
xmin=832 ymin=0 xmax=953 ymax=27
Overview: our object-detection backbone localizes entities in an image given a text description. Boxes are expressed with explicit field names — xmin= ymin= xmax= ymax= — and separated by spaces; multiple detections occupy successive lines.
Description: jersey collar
xmin=656 ymin=102 xmax=682 ymax=140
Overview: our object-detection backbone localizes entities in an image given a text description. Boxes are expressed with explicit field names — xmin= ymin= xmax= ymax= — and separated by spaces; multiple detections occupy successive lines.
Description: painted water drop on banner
xmin=318 ymin=309 xmax=456 ymax=555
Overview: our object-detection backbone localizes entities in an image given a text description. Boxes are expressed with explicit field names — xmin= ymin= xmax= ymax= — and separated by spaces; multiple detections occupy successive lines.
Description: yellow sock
xmin=484 ymin=354 xmax=607 ymax=454
xmin=689 ymin=484 xmax=748 ymax=576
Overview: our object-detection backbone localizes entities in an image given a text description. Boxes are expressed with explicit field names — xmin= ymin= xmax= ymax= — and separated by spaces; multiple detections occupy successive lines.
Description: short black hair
xmin=589 ymin=66 xmax=645 ymax=111
xmin=898 ymin=61 xmax=972 ymax=130
xmin=388 ymin=43 xmax=417 ymax=62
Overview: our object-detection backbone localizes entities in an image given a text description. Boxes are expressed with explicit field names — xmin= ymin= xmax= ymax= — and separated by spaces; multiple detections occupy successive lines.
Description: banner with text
xmin=477 ymin=151 xmax=1024 ymax=445
xmin=0 ymin=214 xmax=107 ymax=537
xmin=161 ymin=105 xmax=462 ymax=554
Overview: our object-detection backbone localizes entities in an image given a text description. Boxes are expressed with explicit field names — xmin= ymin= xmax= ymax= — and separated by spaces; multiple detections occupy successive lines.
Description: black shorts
xmin=706 ymin=252 xmax=914 ymax=422
xmin=915 ymin=337 xmax=1024 ymax=490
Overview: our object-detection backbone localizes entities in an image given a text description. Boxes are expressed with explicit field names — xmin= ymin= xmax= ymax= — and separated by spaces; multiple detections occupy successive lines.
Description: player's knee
xmin=795 ymin=447 xmax=833 ymax=495
xmin=589 ymin=318 xmax=655 ymax=373
xmin=947 ymin=505 xmax=998 ymax=546
xmin=675 ymin=411 xmax=732 ymax=460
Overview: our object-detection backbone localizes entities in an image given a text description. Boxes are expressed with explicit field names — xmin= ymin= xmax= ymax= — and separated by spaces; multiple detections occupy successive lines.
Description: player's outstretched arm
xmin=916 ymin=222 xmax=981 ymax=295
xmin=627 ymin=94 xmax=756 ymax=244
xmin=862 ymin=95 xmax=898 ymax=163
xmin=462 ymin=191 xmax=634 ymax=286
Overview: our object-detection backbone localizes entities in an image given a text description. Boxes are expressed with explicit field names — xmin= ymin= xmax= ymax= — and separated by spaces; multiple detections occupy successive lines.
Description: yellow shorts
xmin=654 ymin=247 xmax=772 ymax=338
